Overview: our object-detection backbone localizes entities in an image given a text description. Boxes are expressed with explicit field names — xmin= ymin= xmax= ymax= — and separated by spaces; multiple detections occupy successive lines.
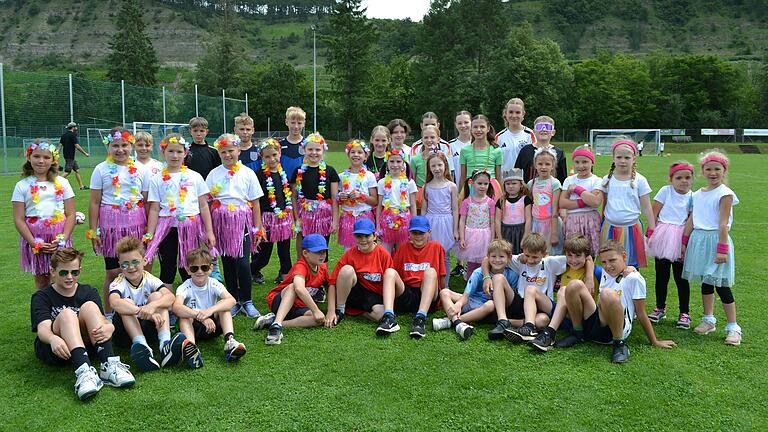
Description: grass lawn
xmin=0 ymin=151 xmax=766 ymax=430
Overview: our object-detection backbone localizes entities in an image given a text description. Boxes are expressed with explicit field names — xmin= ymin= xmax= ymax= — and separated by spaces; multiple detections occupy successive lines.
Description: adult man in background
xmin=59 ymin=122 xmax=90 ymax=190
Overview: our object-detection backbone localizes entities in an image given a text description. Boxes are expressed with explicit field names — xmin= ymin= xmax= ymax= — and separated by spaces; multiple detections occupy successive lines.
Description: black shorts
xmin=64 ymin=158 xmax=79 ymax=172
xmin=394 ymin=286 xmax=437 ymax=314
xmin=34 ymin=337 xmax=96 ymax=367
xmin=346 ymin=282 xmax=383 ymax=313
xmin=104 ymin=256 xmax=119 ymax=270
xmin=270 ymin=291 xmax=310 ymax=321
xmin=111 ymin=313 xmax=159 ymax=348
xmin=583 ymin=310 xmax=613 ymax=344
xmin=505 ymin=291 xmax=525 ymax=320
xmin=192 ymin=317 xmax=222 ymax=341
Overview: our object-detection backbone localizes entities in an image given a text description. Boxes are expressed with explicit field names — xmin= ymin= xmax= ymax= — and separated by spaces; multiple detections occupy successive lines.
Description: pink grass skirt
xmin=647 ymin=222 xmax=685 ymax=261
xmin=19 ymin=218 xmax=71 ymax=275
xmin=98 ymin=204 xmax=146 ymax=258
xmin=600 ymin=220 xmax=646 ymax=268
xmin=339 ymin=210 xmax=374 ymax=248
xmin=564 ymin=211 xmax=602 ymax=257
xmin=299 ymin=200 xmax=333 ymax=236
xmin=263 ymin=211 xmax=293 ymax=243
xmin=211 ymin=206 xmax=252 ymax=258
xmin=379 ymin=210 xmax=411 ymax=246
xmin=145 ymin=215 xmax=216 ymax=268
xmin=457 ymin=227 xmax=493 ymax=263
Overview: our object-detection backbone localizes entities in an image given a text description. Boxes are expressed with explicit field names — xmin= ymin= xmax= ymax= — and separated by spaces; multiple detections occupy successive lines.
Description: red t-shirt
xmin=393 ymin=240 xmax=446 ymax=288
xmin=265 ymin=257 xmax=329 ymax=309
xmin=329 ymin=244 xmax=393 ymax=295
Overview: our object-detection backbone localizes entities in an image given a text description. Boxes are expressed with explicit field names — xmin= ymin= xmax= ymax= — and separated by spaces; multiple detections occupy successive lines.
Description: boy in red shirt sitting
xmin=377 ymin=216 xmax=446 ymax=339
xmin=254 ymin=234 xmax=330 ymax=345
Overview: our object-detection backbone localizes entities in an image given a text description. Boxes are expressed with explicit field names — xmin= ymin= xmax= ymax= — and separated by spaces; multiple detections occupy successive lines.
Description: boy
xmin=31 ymin=248 xmax=135 ymax=400
xmin=556 ymin=241 xmax=676 ymax=363
xmin=108 ymin=237 xmax=188 ymax=370
xmin=185 ymin=116 xmax=221 ymax=180
xmin=376 ymin=216 xmax=446 ymax=338
xmin=281 ymin=106 xmax=307 ymax=183
xmin=514 ymin=115 xmax=567 ymax=183
xmin=434 ymin=239 xmax=517 ymax=341
xmin=326 ymin=218 xmax=393 ymax=327
xmin=235 ymin=112 xmax=260 ymax=172
xmin=254 ymin=234 xmax=330 ymax=345
xmin=173 ymin=247 xmax=247 ymax=367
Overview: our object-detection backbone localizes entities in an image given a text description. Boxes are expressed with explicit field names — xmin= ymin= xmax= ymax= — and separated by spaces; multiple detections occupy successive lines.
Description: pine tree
xmin=194 ymin=0 xmax=246 ymax=96
xmin=106 ymin=0 xmax=159 ymax=87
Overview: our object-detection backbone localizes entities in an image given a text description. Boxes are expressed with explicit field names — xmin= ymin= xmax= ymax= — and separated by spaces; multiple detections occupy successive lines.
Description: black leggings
xmin=701 ymin=283 xmax=735 ymax=304
xmin=251 ymin=239 xmax=292 ymax=276
xmin=157 ymin=228 xmax=191 ymax=284
xmin=654 ymin=258 xmax=689 ymax=313
xmin=221 ymin=235 xmax=252 ymax=303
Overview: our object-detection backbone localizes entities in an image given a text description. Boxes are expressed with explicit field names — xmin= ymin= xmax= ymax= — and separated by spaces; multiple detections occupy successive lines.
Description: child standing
xmin=411 ymin=112 xmax=452 ymax=162
xmin=411 ymin=125 xmax=446 ymax=189
xmin=133 ymin=132 xmax=163 ymax=176
xmin=281 ymin=106 xmax=307 ymax=182
xmin=185 ymin=117 xmax=221 ymax=181
xmin=458 ymin=115 xmax=502 ymax=195
xmin=421 ymin=152 xmax=459 ymax=287
xmin=495 ymin=168 xmax=531 ymax=254
xmin=457 ymin=170 xmax=496 ymax=278
xmin=528 ymin=147 xmax=563 ymax=254
xmin=596 ymin=139 xmax=655 ymax=268
xmin=496 ymin=98 xmax=536 ymax=172
xmin=13 ymin=139 xmax=76 ymax=289
xmin=514 ymin=116 xmax=567 ymax=183
xmin=338 ymin=139 xmax=378 ymax=251
xmin=647 ymin=161 xmax=694 ymax=329
xmin=559 ymin=146 xmax=602 ymax=256
xmin=376 ymin=149 xmax=418 ymax=253
xmin=387 ymin=118 xmax=412 ymax=163
xmin=235 ymin=112 xmax=260 ymax=171
xmin=682 ymin=150 xmax=742 ymax=345
xmin=365 ymin=125 xmax=412 ymax=180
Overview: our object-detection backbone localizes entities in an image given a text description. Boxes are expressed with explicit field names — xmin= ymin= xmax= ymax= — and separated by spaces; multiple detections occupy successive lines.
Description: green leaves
xmin=105 ymin=0 xmax=159 ymax=87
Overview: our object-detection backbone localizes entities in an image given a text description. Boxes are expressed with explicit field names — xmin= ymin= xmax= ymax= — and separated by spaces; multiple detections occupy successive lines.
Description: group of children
xmin=14 ymin=101 xmax=742 ymax=401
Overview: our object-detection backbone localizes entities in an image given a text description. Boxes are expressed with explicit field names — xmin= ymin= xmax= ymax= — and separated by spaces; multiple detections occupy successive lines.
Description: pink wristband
xmin=573 ymin=186 xmax=587 ymax=196
xmin=681 ymin=235 xmax=690 ymax=246
xmin=716 ymin=243 xmax=729 ymax=254
xmin=576 ymin=198 xmax=586 ymax=208
xmin=645 ymin=227 xmax=654 ymax=237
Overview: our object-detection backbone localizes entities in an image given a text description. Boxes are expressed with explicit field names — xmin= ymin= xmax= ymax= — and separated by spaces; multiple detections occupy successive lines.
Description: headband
xmin=534 ymin=146 xmax=557 ymax=159
xmin=611 ymin=140 xmax=637 ymax=155
xmin=572 ymin=147 xmax=595 ymax=163
xmin=214 ymin=135 xmax=241 ymax=150
xmin=26 ymin=140 xmax=60 ymax=161
xmin=259 ymin=137 xmax=282 ymax=152
xmin=669 ymin=163 xmax=694 ymax=178
xmin=304 ymin=133 xmax=328 ymax=151
xmin=345 ymin=139 xmax=370 ymax=155
xmin=103 ymin=130 xmax=136 ymax=146
xmin=159 ymin=136 xmax=190 ymax=152
xmin=700 ymin=154 xmax=728 ymax=171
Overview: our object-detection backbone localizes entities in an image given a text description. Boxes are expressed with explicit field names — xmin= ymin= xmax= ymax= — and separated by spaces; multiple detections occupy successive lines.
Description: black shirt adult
xmin=289 ymin=164 xmax=340 ymax=199
xmin=31 ymin=284 xmax=103 ymax=333
xmin=185 ymin=141 xmax=221 ymax=180
xmin=514 ymin=144 xmax=568 ymax=184
xmin=59 ymin=130 xmax=78 ymax=160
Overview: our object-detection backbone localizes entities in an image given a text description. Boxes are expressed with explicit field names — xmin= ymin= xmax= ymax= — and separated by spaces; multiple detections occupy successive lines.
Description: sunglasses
xmin=58 ymin=269 xmax=81 ymax=277
xmin=120 ymin=259 xmax=143 ymax=270
xmin=535 ymin=123 xmax=554 ymax=132
xmin=189 ymin=264 xmax=211 ymax=273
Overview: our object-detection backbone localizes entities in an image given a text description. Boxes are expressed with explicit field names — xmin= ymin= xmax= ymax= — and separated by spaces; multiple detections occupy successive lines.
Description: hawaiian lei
xmin=296 ymin=160 xmax=328 ymax=211
xmin=340 ymin=166 xmax=368 ymax=207
xmin=263 ymin=162 xmax=293 ymax=219
xmin=209 ymin=162 xmax=243 ymax=212
xmin=382 ymin=171 xmax=409 ymax=230
xmin=28 ymin=176 xmax=66 ymax=226
xmin=105 ymin=155 xmax=142 ymax=209
xmin=162 ymin=165 xmax=192 ymax=220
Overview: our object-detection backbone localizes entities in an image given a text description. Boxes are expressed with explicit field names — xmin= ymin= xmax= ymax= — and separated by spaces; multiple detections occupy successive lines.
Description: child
xmin=255 ymin=234 xmax=330 ymax=345
xmin=133 ymin=132 xmax=163 ymax=176
xmin=682 ymin=150 xmax=741 ymax=345
xmin=647 ymin=161 xmax=694 ymax=329
xmin=185 ymin=116 xmax=221 ymax=180
xmin=411 ymin=112 xmax=452 ymax=161
xmin=421 ymin=152 xmax=459 ymax=287
xmin=108 ymin=237 xmax=188 ymax=371
xmin=13 ymin=139 xmax=76 ymax=289
xmin=387 ymin=118 xmax=412 ymax=163
xmin=326 ymin=218 xmax=394 ymax=326
xmin=281 ymin=106 xmax=307 ymax=183
xmin=31 ymin=248 xmax=135 ymax=400
xmin=145 ymin=134 xmax=215 ymax=287
xmin=434 ymin=239 xmax=517 ymax=340
xmin=377 ymin=216 xmax=446 ymax=338
xmin=596 ymin=138 xmax=655 ymax=268
xmin=235 ymin=112 xmax=260 ymax=171
xmin=528 ymin=147 xmax=563 ymax=254
xmin=559 ymin=145 xmax=602 ymax=256
xmin=495 ymin=168 xmax=531 ymax=254
xmin=457 ymin=170 xmax=495 ymax=278
xmin=251 ymin=138 xmax=294 ymax=285
xmin=411 ymin=125 xmax=446 ymax=189
xmin=458 ymin=114 xmax=502 ymax=195
xmin=556 ymin=241 xmax=676 ymax=363
xmin=376 ymin=148 xmax=418 ymax=253
xmin=365 ymin=125 xmax=412 ymax=180
xmin=338 ymin=139 xmax=378 ymax=251
xmin=514 ymin=116 xmax=567 ymax=183
xmin=207 ymin=133 xmax=265 ymax=318
xmin=496 ymin=98 xmax=536 ymax=172
xmin=174 ymin=247 xmax=246 ymax=367
xmin=449 ymin=110 xmax=472 ymax=184
xmin=88 ymin=128 xmax=151 ymax=314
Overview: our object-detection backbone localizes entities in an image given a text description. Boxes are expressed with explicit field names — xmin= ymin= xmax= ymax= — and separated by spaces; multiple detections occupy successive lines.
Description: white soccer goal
xmin=132 ymin=122 xmax=190 ymax=159
xmin=589 ymin=129 xmax=661 ymax=156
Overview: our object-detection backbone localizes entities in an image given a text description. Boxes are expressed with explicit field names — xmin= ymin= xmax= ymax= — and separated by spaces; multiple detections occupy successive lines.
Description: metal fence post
xmin=68 ymin=74 xmax=74 ymax=123
xmin=222 ymin=89 xmax=226 ymax=134
xmin=162 ymin=86 xmax=167 ymax=124
xmin=121 ymin=80 xmax=126 ymax=127
xmin=195 ymin=85 xmax=199 ymax=117
xmin=1 ymin=63 xmax=6 ymax=173
xmin=245 ymin=93 xmax=248 ymax=115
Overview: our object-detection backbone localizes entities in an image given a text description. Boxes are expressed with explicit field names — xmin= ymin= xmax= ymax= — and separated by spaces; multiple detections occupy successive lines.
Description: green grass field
xmin=1 ymin=151 xmax=766 ymax=430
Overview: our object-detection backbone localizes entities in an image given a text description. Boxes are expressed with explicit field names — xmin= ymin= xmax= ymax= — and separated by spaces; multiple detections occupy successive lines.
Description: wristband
xmin=142 ymin=232 xmax=154 ymax=244
xmin=576 ymin=198 xmax=586 ymax=208
xmin=252 ymin=227 xmax=266 ymax=239
xmin=573 ymin=186 xmax=587 ymax=196
xmin=85 ymin=228 xmax=101 ymax=240
xmin=483 ymin=275 xmax=492 ymax=281
xmin=716 ymin=243 xmax=729 ymax=254
xmin=293 ymin=220 xmax=301 ymax=234
xmin=55 ymin=234 xmax=67 ymax=249
xmin=645 ymin=227 xmax=654 ymax=237
xmin=32 ymin=238 xmax=44 ymax=254
xmin=681 ymin=235 xmax=689 ymax=246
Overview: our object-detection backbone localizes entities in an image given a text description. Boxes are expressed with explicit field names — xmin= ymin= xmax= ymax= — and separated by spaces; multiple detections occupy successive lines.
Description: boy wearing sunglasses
xmin=173 ymin=247 xmax=246 ymax=367
xmin=108 ymin=237 xmax=188 ymax=372
xmin=513 ymin=116 xmax=568 ymax=183
xmin=31 ymin=248 xmax=135 ymax=400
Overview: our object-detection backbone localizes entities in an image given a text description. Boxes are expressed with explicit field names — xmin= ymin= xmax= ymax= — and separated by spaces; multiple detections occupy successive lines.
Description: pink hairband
xmin=572 ymin=148 xmax=594 ymax=163
xmin=611 ymin=140 xmax=637 ymax=155
xmin=669 ymin=163 xmax=694 ymax=178
xmin=700 ymin=154 xmax=728 ymax=171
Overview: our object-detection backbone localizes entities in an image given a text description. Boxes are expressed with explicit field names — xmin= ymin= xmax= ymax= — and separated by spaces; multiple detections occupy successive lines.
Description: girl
xmin=682 ymin=150 xmax=741 ymax=345
xmin=527 ymin=147 xmax=563 ymax=254
xmin=494 ymin=168 xmax=531 ymax=254
xmin=411 ymin=125 xmax=444 ymax=188
xmin=134 ymin=131 xmax=163 ymax=176
xmin=377 ymin=148 xmax=418 ymax=253
xmin=290 ymin=133 xmax=340 ymax=257
xmin=450 ymin=111 xmax=472 ymax=184
xmin=145 ymin=134 xmax=215 ymax=287
xmin=252 ymin=138 xmax=294 ymax=284
xmin=647 ymin=161 xmax=693 ymax=329
xmin=411 ymin=112 xmax=452 ymax=161
xmin=457 ymin=170 xmax=495 ymax=279
xmin=559 ymin=145 xmax=602 ymax=256
xmin=387 ymin=119 xmax=412 ymax=163
xmin=338 ymin=139 xmax=378 ymax=251
xmin=596 ymin=138 xmax=655 ymax=268
xmin=459 ymin=115 xmax=503 ymax=198
xmin=89 ymin=128 xmax=150 ymax=313
xmin=496 ymin=98 xmax=536 ymax=172
xmin=12 ymin=140 xmax=76 ymax=289
xmin=365 ymin=125 xmax=412 ymax=180
xmin=421 ymin=152 xmax=459 ymax=287
xmin=207 ymin=133 xmax=265 ymax=318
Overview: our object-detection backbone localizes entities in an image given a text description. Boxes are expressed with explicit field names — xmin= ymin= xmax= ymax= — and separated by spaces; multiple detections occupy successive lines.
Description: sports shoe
xmin=130 ymin=342 xmax=160 ymax=372
xmin=183 ymin=340 xmax=204 ymax=369
xmin=410 ymin=316 xmax=427 ymax=339
xmin=530 ymin=329 xmax=556 ymax=352
xmin=99 ymin=356 xmax=136 ymax=387
xmin=648 ymin=307 xmax=666 ymax=323
xmin=611 ymin=341 xmax=630 ymax=363
xmin=455 ymin=322 xmax=474 ymax=341
xmin=676 ymin=313 xmax=691 ymax=330
xmin=694 ymin=320 xmax=717 ymax=335
xmin=488 ymin=320 xmax=511 ymax=340
xmin=241 ymin=300 xmax=261 ymax=318
xmin=334 ymin=310 xmax=345 ymax=325
xmin=274 ymin=274 xmax=286 ymax=284
xmin=74 ymin=363 xmax=103 ymax=400
xmin=505 ymin=322 xmax=538 ymax=343
xmin=554 ymin=334 xmax=583 ymax=349
xmin=725 ymin=329 xmax=742 ymax=346
xmin=252 ymin=271 xmax=265 ymax=285
xmin=450 ymin=264 xmax=465 ymax=277
xmin=224 ymin=337 xmax=247 ymax=361
xmin=169 ymin=311 xmax=178 ymax=327
xmin=266 ymin=324 xmax=283 ymax=345
xmin=253 ymin=312 xmax=276 ymax=330
xmin=79 ymin=186 xmax=89 ymax=191
xmin=231 ymin=302 xmax=242 ymax=317
xmin=376 ymin=314 xmax=400 ymax=336
xmin=211 ymin=269 xmax=224 ymax=283
xmin=160 ymin=333 xmax=187 ymax=368
xmin=432 ymin=317 xmax=451 ymax=331
xmin=313 ymin=287 xmax=327 ymax=304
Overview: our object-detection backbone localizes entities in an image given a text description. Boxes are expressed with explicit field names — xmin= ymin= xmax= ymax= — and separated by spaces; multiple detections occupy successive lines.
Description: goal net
xmin=589 ymin=129 xmax=661 ymax=156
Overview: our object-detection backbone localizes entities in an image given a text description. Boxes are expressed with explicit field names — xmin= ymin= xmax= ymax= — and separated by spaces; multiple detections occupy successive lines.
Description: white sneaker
xmin=456 ymin=322 xmax=474 ymax=341
xmin=74 ymin=363 xmax=103 ymax=400
xmin=432 ymin=317 xmax=451 ymax=331
xmin=224 ymin=337 xmax=247 ymax=361
xmin=99 ymin=356 xmax=136 ymax=387
xmin=253 ymin=312 xmax=276 ymax=330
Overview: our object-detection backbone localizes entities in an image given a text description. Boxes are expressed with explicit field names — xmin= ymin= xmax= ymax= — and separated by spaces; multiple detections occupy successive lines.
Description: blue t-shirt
xmin=238 ymin=143 xmax=261 ymax=172
xmin=464 ymin=267 xmax=517 ymax=304
xmin=280 ymin=137 xmax=305 ymax=184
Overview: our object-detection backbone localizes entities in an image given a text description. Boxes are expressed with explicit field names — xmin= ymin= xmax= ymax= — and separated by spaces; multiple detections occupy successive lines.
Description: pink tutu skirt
xmin=647 ymin=222 xmax=685 ymax=261
xmin=532 ymin=217 xmax=564 ymax=255
xmin=457 ymin=227 xmax=493 ymax=263
xmin=98 ymin=204 xmax=147 ymax=258
xmin=339 ymin=210 xmax=374 ymax=249
xmin=19 ymin=218 xmax=71 ymax=275
xmin=600 ymin=220 xmax=646 ymax=268
xmin=146 ymin=215 xmax=216 ymax=267
xmin=299 ymin=200 xmax=333 ymax=236
xmin=564 ymin=211 xmax=602 ymax=256
xmin=263 ymin=211 xmax=293 ymax=243
xmin=211 ymin=205 xmax=252 ymax=258
xmin=379 ymin=210 xmax=411 ymax=245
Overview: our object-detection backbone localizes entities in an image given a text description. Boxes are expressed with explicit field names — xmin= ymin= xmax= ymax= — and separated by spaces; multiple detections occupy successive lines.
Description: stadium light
xmin=312 ymin=25 xmax=317 ymax=132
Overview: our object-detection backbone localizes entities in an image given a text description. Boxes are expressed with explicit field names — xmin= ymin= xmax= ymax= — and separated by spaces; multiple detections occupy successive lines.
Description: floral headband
xmin=304 ymin=133 xmax=328 ymax=151
xmin=259 ymin=137 xmax=282 ymax=152
xmin=389 ymin=148 xmax=405 ymax=159
xmin=345 ymin=139 xmax=370 ymax=154
xmin=700 ymin=154 xmax=728 ymax=171
xmin=159 ymin=136 xmax=190 ymax=152
xmin=26 ymin=140 xmax=60 ymax=161
xmin=102 ymin=130 xmax=136 ymax=146
xmin=214 ymin=135 xmax=241 ymax=150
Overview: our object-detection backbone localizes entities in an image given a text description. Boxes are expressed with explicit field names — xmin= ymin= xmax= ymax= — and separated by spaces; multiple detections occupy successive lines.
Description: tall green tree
xmin=195 ymin=1 xmax=247 ymax=96
xmin=106 ymin=0 xmax=159 ymax=87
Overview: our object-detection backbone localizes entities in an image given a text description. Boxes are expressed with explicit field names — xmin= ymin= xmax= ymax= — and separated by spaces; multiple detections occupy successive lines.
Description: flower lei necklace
xmin=263 ymin=162 xmax=292 ymax=219
xmin=209 ymin=161 xmax=243 ymax=212
xmin=340 ymin=166 xmax=368 ymax=207
xmin=162 ymin=165 xmax=191 ymax=220
xmin=296 ymin=160 xmax=328 ymax=211
xmin=106 ymin=155 xmax=141 ymax=209
xmin=28 ymin=176 xmax=65 ymax=226
xmin=382 ymin=170 xmax=409 ymax=230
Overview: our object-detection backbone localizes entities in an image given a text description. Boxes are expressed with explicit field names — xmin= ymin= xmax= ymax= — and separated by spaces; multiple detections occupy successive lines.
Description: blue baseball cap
xmin=353 ymin=218 xmax=376 ymax=235
xmin=409 ymin=216 xmax=431 ymax=232
xmin=301 ymin=234 xmax=328 ymax=252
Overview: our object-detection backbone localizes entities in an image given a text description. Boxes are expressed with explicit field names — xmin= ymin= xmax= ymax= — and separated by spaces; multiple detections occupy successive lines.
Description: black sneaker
xmin=334 ymin=310 xmax=345 ymax=326
xmin=450 ymin=264 xmax=465 ymax=277
xmin=505 ymin=322 xmax=538 ymax=343
xmin=488 ymin=320 xmax=511 ymax=340
xmin=529 ymin=329 xmax=555 ymax=352
xmin=265 ymin=324 xmax=283 ymax=345
xmin=410 ymin=316 xmax=427 ymax=339
xmin=273 ymin=274 xmax=286 ymax=284
xmin=554 ymin=334 xmax=583 ymax=349
xmin=376 ymin=314 xmax=400 ymax=336
xmin=611 ymin=341 xmax=630 ymax=363
xmin=252 ymin=271 xmax=264 ymax=285
xmin=313 ymin=287 xmax=327 ymax=304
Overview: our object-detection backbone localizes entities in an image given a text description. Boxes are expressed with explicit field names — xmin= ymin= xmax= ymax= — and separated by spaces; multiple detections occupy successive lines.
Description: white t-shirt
xmin=449 ymin=138 xmax=470 ymax=183
xmin=692 ymin=184 xmax=739 ymax=231
xmin=561 ymin=174 xmax=602 ymax=214
xmin=599 ymin=271 xmax=646 ymax=339
xmin=11 ymin=176 xmax=75 ymax=218
xmin=377 ymin=176 xmax=418 ymax=209
xmin=148 ymin=169 xmax=209 ymax=218
xmin=176 ymin=277 xmax=227 ymax=310
xmin=658 ymin=142 xmax=665 ymax=152
xmin=205 ymin=163 xmax=264 ymax=206
xmin=506 ymin=255 xmax=567 ymax=300
xmin=90 ymin=160 xmax=151 ymax=207
xmin=339 ymin=168 xmax=378 ymax=215
xmin=496 ymin=127 xmax=535 ymax=171
xmin=136 ymin=159 xmax=163 ymax=177
xmin=596 ymin=173 xmax=652 ymax=225
xmin=654 ymin=185 xmax=692 ymax=225
xmin=108 ymin=272 xmax=166 ymax=307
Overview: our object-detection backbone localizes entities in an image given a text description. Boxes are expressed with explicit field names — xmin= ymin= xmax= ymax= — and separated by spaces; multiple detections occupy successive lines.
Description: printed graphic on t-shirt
xmin=403 ymin=262 xmax=431 ymax=272
xmin=361 ymin=272 xmax=382 ymax=282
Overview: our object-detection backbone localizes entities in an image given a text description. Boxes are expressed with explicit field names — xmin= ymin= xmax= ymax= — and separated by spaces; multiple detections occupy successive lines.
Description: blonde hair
xmin=135 ymin=131 xmax=153 ymax=147
xmin=487 ymin=239 xmax=513 ymax=258
xmin=521 ymin=232 xmax=548 ymax=254
xmin=116 ymin=236 xmax=144 ymax=257
xmin=188 ymin=117 xmax=208 ymax=129
xmin=421 ymin=124 xmax=440 ymax=140
xmin=502 ymin=98 xmax=525 ymax=128
xmin=534 ymin=115 xmax=554 ymax=127
xmin=370 ymin=125 xmax=391 ymax=143
xmin=564 ymin=235 xmax=591 ymax=256
xmin=285 ymin=106 xmax=306 ymax=121
xmin=603 ymin=135 xmax=637 ymax=189
xmin=698 ymin=149 xmax=729 ymax=183
xmin=599 ymin=240 xmax=625 ymax=255
xmin=234 ymin=112 xmax=253 ymax=127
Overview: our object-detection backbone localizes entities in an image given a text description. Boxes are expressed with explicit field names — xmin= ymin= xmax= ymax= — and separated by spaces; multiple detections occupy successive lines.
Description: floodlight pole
xmin=121 ymin=80 xmax=126 ymax=127
xmin=245 ymin=93 xmax=249 ymax=115
xmin=162 ymin=86 xmax=167 ymax=124
xmin=222 ymin=89 xmax=227 ymax=134
xmin=68 ymin=74 xmax=74 ymax=122
xmin=1 ymin=63 xmax=6 ymax=173
xmin=195 ymin=84 xmax=199 ymax=116
xmin=312 ymin=25 xmax=317 ymax=132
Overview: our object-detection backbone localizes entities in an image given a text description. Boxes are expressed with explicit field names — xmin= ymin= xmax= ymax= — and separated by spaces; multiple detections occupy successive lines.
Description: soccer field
xmin=1 ymin=152 xmax=765 ymax=430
